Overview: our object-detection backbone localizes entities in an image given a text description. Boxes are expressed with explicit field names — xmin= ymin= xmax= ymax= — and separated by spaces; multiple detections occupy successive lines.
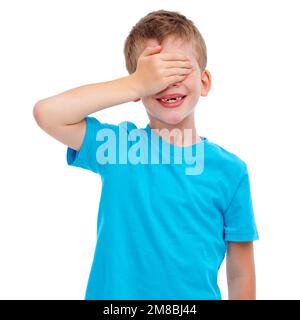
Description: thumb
xmin=141 ymin=45 xmax=161 ymax=57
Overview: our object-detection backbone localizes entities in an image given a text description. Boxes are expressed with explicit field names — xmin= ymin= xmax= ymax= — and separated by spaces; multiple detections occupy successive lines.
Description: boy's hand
xmin=131 ymin=45 xmax=193 ymax=98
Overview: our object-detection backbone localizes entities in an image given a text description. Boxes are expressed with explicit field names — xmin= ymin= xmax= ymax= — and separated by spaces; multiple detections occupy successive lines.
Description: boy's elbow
xmin=33 ymin=100 xmax=52 ymax=129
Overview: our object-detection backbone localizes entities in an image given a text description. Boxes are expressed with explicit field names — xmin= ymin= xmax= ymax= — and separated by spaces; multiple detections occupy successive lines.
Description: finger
xmin=163 ymin=60 xmax=193 ymax=69
xmin=141 ymin=45 xmax=162 ymax=57
xmin=159 ymin=52 xmax=191 ymax=61
xmin=163 ymin=67 xmax=193 ymax=77
xmin=165 ymin=75 xmax=187 ymax=85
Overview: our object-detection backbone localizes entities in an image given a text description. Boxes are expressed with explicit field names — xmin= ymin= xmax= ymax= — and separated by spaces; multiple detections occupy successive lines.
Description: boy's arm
xmin=33 ymin=46 xmax=192 ymax=151
xmin=226 ymin=241 xmax=256 ymax=300
xmin=32 ymin=75 xmax=140 ymax=151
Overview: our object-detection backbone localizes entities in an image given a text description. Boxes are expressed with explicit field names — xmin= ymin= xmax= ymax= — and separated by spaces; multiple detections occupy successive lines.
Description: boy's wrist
xmin=127 ymin=72 xmax=144 ymax=99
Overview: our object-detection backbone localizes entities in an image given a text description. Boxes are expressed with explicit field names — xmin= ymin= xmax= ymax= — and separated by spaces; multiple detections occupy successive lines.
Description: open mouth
xmin=156 ymin=95 xmax=187 ymax=108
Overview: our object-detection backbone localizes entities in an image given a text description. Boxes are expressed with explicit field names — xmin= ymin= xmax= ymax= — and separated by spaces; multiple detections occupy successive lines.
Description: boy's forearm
xmin=228 ymin=274 xmax=256 ymax=300
xmin=35 ymin=74 xmax=140 ymax=125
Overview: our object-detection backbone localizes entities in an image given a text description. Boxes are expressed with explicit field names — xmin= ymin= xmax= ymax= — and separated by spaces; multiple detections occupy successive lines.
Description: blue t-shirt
xmin=66 ymin=116 xmax=259 ymax=300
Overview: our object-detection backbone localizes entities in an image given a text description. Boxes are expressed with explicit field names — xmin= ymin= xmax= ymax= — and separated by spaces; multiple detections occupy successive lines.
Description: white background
xmin=1 ymin=0 xmax=300 ymax=299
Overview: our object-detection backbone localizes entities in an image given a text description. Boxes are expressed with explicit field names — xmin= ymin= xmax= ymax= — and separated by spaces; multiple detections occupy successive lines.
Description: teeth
xmin=161 ymin=96 xmax=183 ymax=103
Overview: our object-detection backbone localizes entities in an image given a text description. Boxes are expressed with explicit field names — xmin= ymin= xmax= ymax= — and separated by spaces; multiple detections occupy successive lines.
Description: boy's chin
xmin=149 ymin=112 xmax=189 ymax=126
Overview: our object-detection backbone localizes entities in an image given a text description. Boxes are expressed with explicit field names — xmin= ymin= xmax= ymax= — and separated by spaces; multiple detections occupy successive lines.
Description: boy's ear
xmin=133 ymin=98 xmax=141 ymax=102
xmin=200 ymin=69 xmax=212 ymax=97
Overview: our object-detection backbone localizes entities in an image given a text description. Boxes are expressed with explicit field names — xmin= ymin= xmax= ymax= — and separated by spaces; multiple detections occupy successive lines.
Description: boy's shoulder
xmin=90 ymin=116 xmax=138 ymax=132
xmin=204 ymin=138 xmax=248 ymax=175
xmin=118 ymin=120 xmax=139 ymax=132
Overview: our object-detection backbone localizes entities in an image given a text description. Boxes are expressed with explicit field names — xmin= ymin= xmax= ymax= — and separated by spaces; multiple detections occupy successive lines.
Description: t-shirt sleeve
xmin=66 ymin=116 xmax=119 ymax=175
xmin=223 ymin=164 xmax=259 ymax=242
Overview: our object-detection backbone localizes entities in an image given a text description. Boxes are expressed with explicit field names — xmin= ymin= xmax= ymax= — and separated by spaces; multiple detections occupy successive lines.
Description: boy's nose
xmin=168 ymin=82 xmax=180 ymax=88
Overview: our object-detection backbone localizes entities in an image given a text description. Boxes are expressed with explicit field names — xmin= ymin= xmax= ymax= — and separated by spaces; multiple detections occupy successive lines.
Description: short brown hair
xmin=123 ymin=9 xmax=207 ymax=74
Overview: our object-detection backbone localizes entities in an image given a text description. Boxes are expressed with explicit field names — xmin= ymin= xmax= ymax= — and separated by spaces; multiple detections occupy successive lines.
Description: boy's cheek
xmin=183 ymin=73 xmax=196 ymax=86
xmin=186 ymin=71 xmax=202 ymax=86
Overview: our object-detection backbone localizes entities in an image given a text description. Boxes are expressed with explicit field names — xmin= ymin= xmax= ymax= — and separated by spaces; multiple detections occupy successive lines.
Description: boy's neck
xmin=148 ymin=114 xmax=201 ymax=147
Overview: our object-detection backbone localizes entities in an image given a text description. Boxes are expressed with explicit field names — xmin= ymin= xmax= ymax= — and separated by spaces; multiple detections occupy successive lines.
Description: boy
xmin=33 ymin=10 xmax=259 ymax=300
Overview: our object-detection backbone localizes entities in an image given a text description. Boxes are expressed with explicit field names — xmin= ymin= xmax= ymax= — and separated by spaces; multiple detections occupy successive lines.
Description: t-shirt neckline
xmin=145 ymin=123 xmax=207 ymax=149
xmin=145 ymin=123 xmax=207 ymax=164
